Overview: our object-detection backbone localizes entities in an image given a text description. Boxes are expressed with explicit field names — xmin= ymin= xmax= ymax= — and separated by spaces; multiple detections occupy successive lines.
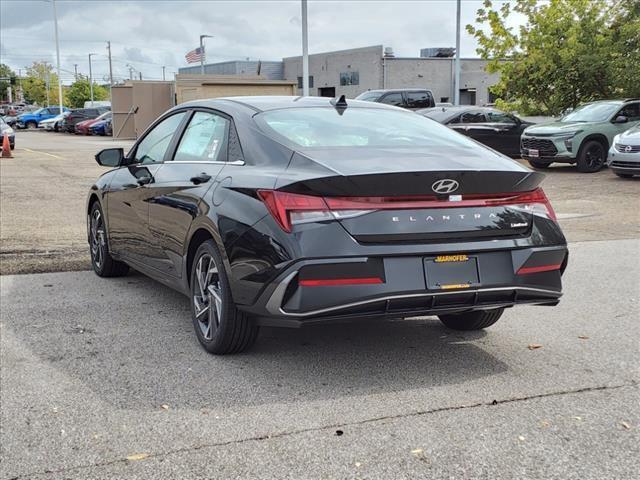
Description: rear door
xmin=106 ymin=112 xmax=187 ymax=263
xmin=473 ymin=110 xmax=524 ymax=156
xmin=449 ymin=110 xmax=488 ymax=140
xmin=146 ymin=109 xmax=236 ymax=277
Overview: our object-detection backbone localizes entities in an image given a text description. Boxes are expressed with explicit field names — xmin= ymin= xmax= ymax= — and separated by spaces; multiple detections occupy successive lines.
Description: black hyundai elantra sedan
xmin=87 ymin=96 xmax=568 ymax=354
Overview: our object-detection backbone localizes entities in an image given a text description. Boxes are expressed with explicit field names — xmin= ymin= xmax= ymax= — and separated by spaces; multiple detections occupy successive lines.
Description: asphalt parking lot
xmin=1 ymin=131 xmax=639 ymax=479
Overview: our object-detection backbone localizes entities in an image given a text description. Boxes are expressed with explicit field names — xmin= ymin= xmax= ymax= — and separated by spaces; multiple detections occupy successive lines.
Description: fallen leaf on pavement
xmin=160 ymin=404 xmax=169 ymax=410
xmin=573 ymin=416 xmax=582 ymax=421
xmin=527 ymin=344 xmax=543 ymax=350
xmin=540 ymin=420 xmax=550 ymax=428
xmin=578 ymin=335 xmax=589 ymax=340
xmin=411 ymin=448 xmax=423 ymax=455
xmin=621 ymin=421 xmax=631 ymax=430
xmin=126 ymin=453 xmax=150 ymax=461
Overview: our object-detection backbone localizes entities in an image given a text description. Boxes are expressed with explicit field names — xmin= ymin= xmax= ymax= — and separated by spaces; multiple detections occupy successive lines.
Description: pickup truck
xmin=16 ymin=106 xmax=69 ymax=129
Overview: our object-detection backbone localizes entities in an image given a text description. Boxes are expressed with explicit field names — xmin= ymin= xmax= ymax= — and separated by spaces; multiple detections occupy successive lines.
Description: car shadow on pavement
xmin=2 ymin=270 xmax=508 ymax=410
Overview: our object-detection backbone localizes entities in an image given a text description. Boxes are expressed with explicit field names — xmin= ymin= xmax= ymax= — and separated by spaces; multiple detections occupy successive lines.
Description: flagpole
xmin=199 ymin=34 xmax=213 ymax=75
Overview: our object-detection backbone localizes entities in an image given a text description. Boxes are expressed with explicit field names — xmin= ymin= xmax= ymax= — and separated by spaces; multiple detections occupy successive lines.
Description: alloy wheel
xmin=193 ymin=254 xmax=223 ymax=341
xmin=90 ymin=209 xmax=105 ymax=269
xmin=585 ymin=144 xmax=604 ymax=169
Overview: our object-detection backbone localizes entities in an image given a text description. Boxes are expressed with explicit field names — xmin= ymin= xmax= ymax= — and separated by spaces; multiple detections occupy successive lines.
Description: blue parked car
xmin=89 ymin=117 xmax=112 ymax=136
xmin=16 ymin=106 xmax=69 ymax=129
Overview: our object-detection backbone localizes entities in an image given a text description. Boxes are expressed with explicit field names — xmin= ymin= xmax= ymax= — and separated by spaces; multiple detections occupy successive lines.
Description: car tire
xmin=528 ymin=160 xmax=552 ymax=169
xmin=190 ymin=240 xmax=259 ymax=354
xmin=25 ymin=121 xmax=37 ymax=129
xmin=439 ymin=308 xmax=504 ymax=331
xmin=576 ymin=140 xmax=606 ymax=173
xmin=89 ymin=202 xmax=129 ymax=277
xmin=10 ymin=145 xmax=14 ymax=150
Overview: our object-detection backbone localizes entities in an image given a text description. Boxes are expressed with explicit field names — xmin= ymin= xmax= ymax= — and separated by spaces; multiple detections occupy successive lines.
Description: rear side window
xmin=406 ymin=91 xmax=434 ymax=109
xmin=460 ymin=111 xmax=486 ymax=123
xmin=486 ymin=110 xmax=515 ymax=123
xmin=134 ymin=112 xmax=186 ymax=164
xmin=174 ymin=111 xmax=229 ymax=162
xmin=379 ymin=93 xmax=404 ymax=107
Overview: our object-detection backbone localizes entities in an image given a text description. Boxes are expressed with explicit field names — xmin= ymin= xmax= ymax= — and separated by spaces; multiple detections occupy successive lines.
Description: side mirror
xmin=613 ymin=115 xmax=628 ymax=124
xmin=95 ymin=148 xmax=124 ymax=167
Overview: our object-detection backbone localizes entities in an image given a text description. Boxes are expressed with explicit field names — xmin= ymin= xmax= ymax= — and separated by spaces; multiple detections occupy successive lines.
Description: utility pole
xmin=199 ymin=34 xmax=213 ymax=75
xmin=454 ymin=0 xmax=461 ymax=106
xmin=88 ymin=53 xmax=96 ymax=105
xmin=106 ymin=41 xmax=113 ymax=85
xmin=45 ymin=68 xmax=50 ymax=106
xmin=162 ymin=66 xmax=166 ymax=81
xmin=73 ymin=64 xmax=78 ymax=80
xmin=52 ymin=0 xmax=64 ymax=113
xmin=139 ymin=72 xmax=142 ymax=81
xmin=301 ymin=0 xmax=309 ymax=96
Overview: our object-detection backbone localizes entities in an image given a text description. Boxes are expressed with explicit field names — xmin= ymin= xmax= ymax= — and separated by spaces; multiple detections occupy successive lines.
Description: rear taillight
xmin=257 ymin=187 xmax=557 ymax=232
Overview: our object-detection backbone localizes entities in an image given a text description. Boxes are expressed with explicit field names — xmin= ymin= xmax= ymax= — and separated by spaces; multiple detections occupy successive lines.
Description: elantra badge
xmin=432 ymin=179 xmax=459 ymax=194
xmin=625 ymin=145 xmax=633 ymax=153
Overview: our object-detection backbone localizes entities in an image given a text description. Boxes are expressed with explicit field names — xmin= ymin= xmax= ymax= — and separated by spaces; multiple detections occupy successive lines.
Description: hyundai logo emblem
xmin=432 ymin=179 xmax=460 ymax=194
xmin=625 ymin=145 xmax=633 ymax=153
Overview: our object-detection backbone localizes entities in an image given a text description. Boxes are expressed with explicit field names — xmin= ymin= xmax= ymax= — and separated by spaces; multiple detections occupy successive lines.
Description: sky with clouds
xmin=0 ymin=0 xmax=524 ymax=84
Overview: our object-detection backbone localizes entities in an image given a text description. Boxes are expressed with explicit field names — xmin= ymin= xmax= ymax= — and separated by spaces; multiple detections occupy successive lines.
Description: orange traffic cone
xmin=1 ymin=132 xmax=12 ymax=158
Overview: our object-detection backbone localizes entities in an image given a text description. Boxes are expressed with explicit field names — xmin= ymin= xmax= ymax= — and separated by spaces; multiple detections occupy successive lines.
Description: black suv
xmin=355 ymin=89 xmax=435 ymax=110
xmin=63 ymin=107 xmax=110 ymax=133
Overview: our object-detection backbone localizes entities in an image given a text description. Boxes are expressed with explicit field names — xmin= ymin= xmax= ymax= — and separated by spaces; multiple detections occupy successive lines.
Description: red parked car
xmin=74 ymin=110 xmax=111 ymax=135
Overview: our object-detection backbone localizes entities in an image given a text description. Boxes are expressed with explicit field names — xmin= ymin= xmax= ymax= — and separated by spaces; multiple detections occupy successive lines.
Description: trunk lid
xmin=267 ymin=148 xmax=551 ymax=243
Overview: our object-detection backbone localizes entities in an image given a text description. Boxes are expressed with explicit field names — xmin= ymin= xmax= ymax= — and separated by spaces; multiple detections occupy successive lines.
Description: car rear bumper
xmin=242 ymin=245 xmax=568 ymax=327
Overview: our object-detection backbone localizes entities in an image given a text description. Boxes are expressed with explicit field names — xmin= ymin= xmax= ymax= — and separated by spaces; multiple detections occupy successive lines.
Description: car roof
xmin=360 ymin=88 xmax=432 ymax=94
xmin=180 ymin=96 xmax=403 ymax=113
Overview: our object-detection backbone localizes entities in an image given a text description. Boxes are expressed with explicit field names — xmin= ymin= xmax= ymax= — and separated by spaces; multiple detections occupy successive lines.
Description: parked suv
xmin=16 ymin=106 xmax=68 ymax=129
xmin=521 ymin=99 xmax=640 ymax=172
xmin=355 ymin=89 xmax=436 ymax=110
xmin=63 ymin=107 xmax=110 ymax=133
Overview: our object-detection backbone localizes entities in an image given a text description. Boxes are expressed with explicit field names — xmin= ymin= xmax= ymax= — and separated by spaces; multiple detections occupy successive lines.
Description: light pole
xmin=454 ymin=0 xmax=461 ymax=106
xmin=51 ymin=0 xmax=64 ymax=113
xmin=199 ymin=34 xmax=213 ymax=75
xmin=88 ymin=53 xmax=96 ymax=106
xmin=301 ymin=0 xmax=309 ymax=96
xmin=162 ymin=66 xmax=166 ymax=81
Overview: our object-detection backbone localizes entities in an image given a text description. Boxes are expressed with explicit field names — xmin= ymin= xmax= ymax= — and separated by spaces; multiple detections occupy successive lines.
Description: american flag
xmin=185 ymin=47 xmax=204 ymax=64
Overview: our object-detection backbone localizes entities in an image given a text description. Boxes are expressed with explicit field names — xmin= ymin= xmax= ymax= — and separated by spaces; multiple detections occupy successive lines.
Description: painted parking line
xmin=20 ymin=148 xmax=64 ymax=160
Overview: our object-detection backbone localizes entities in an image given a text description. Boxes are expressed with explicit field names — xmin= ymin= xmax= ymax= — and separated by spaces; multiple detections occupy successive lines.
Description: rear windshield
xmin=255 ymin=107 xmax=479 ymax=149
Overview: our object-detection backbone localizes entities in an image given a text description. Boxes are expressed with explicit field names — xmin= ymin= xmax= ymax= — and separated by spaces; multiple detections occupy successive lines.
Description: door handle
xmin=190 ymin=173 xmax=212 ymax=185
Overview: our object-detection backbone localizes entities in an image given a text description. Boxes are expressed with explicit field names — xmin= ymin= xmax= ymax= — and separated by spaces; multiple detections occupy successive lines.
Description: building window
xmin=339 ymin=71 xmax=359 ymax=86
xmin=297 ymin=76 xmax=314 ymax=89
xmin=440 ymin=97 xmax=450 ymax=103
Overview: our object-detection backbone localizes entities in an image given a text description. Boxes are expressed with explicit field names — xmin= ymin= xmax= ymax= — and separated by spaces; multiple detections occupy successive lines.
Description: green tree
xmin=467 ymin=0 xmax=640 ymax=115
xmin=65 ymin=78 xmax=109 ymax=108
xmin=22 ymin=62 xmax=62 ymax=106
xmin=0 ymin=64 xmax=16 ymax=102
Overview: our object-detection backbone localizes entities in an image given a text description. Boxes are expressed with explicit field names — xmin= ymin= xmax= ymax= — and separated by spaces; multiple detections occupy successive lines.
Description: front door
xmin=146 ymin=110 xmax=236 ymax=277
xmin=106 ymin=111 xmax=187 ymax=263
